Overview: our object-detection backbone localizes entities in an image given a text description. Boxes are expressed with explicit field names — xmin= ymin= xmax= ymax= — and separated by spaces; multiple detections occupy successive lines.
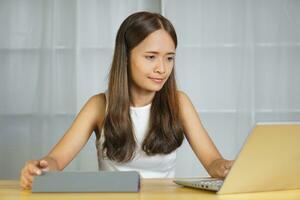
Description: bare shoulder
xmin=176 ymin=90 xmax=197 ymax=118
xmin=88 ymin=93 xmax=106 ymax=108
xmin=89 ymin=92 xmax=106 ymax=115
xmin=177 ymin=90 xmax=192 ymax=106
xmin=80 ymin=93 xmax=107 ymax=126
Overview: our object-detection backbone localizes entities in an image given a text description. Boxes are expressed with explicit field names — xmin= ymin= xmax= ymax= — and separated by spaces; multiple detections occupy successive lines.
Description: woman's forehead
xmin=135 ymin=29 xmax=176 ymax=53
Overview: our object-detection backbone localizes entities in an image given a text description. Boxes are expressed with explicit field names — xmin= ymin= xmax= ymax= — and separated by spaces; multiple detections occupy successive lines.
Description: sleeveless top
xmin=95 ymin=93 xmax=177 ymax=178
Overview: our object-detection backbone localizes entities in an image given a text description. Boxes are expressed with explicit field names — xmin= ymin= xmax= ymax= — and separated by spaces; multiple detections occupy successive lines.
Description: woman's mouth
xmin=149 ymin=77 xmax=165 ymax=84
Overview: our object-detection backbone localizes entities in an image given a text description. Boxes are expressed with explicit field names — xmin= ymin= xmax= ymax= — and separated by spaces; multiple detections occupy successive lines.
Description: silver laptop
xmin=174 ymin=122 xmax=300 ymax=194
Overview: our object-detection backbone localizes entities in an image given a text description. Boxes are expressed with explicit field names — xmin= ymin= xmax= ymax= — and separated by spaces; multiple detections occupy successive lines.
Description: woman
xmin=20 ymin=11 xmax=233 ymax=189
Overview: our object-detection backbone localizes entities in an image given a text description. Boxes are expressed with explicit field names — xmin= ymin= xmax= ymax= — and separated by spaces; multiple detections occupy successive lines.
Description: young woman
xmin=20 ymin=11 xmax=233 ymax=189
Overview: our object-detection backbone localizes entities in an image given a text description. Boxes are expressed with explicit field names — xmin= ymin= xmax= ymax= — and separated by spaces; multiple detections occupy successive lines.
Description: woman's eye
xmin=167 ymin=56 xmax=175 ymax=62
xmin=145 ymin=55 xmax=155 ymax=60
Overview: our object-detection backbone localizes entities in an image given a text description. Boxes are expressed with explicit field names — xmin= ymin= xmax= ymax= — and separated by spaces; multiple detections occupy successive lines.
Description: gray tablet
xmin=32 ymin=171 xmax=140 ymax=193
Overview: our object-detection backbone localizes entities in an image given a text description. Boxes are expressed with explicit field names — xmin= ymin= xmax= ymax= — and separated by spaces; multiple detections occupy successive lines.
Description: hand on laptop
xmin=20 ymin=159 xmax=49 ymax=190
xmin=207 ymin=159 xmax=234 ymax=179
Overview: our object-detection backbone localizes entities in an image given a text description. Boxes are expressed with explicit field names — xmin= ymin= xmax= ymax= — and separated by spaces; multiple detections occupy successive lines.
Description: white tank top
xmin=95 ymin=94 xmax=177 ymax=178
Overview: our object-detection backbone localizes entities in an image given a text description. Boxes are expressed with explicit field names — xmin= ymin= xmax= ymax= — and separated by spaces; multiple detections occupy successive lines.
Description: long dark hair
xmin=103 ymin=11 xmax=184 ymax=162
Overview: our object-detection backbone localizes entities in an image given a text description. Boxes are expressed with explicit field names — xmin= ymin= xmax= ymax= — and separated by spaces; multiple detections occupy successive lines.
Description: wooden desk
xmin=1 ymin=179 xmax=300 ymax=200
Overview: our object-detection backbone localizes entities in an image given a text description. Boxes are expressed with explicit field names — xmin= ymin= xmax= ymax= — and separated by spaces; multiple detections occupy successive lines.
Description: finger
xmin=20 ymin=181 xmax=27 ymax=190
xmin=25 ymin=161 xmax=39 ymax=172
xmin=213 ymin=167 xmax=224 ymax=178
xmin=223 ymin=169 xmax=229 ymax=177
xmin=225 ymin=160 xmax=234 ymax=169
xmin=20 ymin=171 xmax=32 ymax=186
xmin=21 ymin=178 xmax=32 ymax=189
xmin=23 ymin=171 xmax=34 ymax=183
xmin=39 ymin=160 xmax=48 ymax=168
xmin=39 ymin=160 xmax=49 ymax=172
xmin=27 ymin=163 xmax=42 ymax=175
xmin=20 ymin=177 xmax=32 ymax=190
xmin=219 ymin=162 xmax=227 ymax=172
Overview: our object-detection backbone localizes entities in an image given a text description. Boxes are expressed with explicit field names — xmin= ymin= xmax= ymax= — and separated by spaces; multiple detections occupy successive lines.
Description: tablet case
xmin=32 ymin=171 xmax=140 ymax=193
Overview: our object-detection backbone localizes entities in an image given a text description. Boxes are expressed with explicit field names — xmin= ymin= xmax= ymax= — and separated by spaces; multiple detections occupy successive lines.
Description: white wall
xmin=0 ymin=0 xmax=299 ymax=179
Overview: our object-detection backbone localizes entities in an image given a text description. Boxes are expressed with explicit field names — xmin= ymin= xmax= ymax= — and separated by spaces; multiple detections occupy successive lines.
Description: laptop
xmin=174 ymin=122 xmax=300 ymax=194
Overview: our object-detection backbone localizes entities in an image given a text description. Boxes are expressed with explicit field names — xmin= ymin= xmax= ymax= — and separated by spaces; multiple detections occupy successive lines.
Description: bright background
xmin=1 ymin=0 xmax=299 ymax=179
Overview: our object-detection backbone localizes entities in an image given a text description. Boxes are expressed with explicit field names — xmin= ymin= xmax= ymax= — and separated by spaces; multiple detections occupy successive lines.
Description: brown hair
xmin=103 ymin=11 xmax=184 ymax=162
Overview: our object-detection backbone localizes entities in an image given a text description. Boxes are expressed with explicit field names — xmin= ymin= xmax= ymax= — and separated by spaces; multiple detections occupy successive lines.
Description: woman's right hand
xmin=207 ymin=158 xmax=234 ymax=179
xmin=20 ymin=159 xmax=49 ymax=190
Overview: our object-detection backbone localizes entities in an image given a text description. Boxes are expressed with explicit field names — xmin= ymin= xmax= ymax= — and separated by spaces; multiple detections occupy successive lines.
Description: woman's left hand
xmin=207 ymin=158 xmax=234 ymax=179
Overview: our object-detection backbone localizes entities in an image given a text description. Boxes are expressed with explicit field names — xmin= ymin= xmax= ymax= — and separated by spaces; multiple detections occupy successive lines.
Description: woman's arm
xmin=44 ymin=93 xmax=106 ymax=170
xmin=177 ymin=91 xmax=233 ymax=178
xmin=20 ymin=93 xmax=106 ymax=189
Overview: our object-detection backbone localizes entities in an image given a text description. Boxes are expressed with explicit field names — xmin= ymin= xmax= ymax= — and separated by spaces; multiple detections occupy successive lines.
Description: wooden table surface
xmin=1 ymin=179 xmax=300 ymax=200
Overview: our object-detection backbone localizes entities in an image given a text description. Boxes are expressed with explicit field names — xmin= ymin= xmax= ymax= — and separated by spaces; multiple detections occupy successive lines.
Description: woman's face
xmin=129 ymin=29 xmax=175 ymax=94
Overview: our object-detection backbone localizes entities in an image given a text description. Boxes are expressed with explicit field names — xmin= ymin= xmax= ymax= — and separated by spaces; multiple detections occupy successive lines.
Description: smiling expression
xmin=129 ymin=29 xmax=176 ymax=94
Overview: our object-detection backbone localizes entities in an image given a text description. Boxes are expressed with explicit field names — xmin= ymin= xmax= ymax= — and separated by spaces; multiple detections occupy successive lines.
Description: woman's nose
xmin=154 ymin=59 xmax=166 ymax=74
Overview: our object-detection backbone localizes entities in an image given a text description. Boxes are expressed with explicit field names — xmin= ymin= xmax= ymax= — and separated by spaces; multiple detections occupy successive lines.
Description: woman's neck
xmin=130 ymin=88 xmax=155 ymax=107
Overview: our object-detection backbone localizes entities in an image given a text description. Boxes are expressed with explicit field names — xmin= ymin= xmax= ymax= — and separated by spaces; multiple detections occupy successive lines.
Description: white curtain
xmin=167 ymin=0 xmax=300 ymax=177
xmin=0 ymin=0 xmax=299 ymax=179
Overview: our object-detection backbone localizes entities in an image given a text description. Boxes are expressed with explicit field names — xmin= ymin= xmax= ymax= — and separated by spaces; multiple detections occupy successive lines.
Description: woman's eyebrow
xmin=144 ymin=51 xmax=176 ymax=55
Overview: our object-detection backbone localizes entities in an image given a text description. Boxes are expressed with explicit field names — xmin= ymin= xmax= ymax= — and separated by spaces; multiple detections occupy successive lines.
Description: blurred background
xmin=0 ymin=0 xmax=299 ymax=179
